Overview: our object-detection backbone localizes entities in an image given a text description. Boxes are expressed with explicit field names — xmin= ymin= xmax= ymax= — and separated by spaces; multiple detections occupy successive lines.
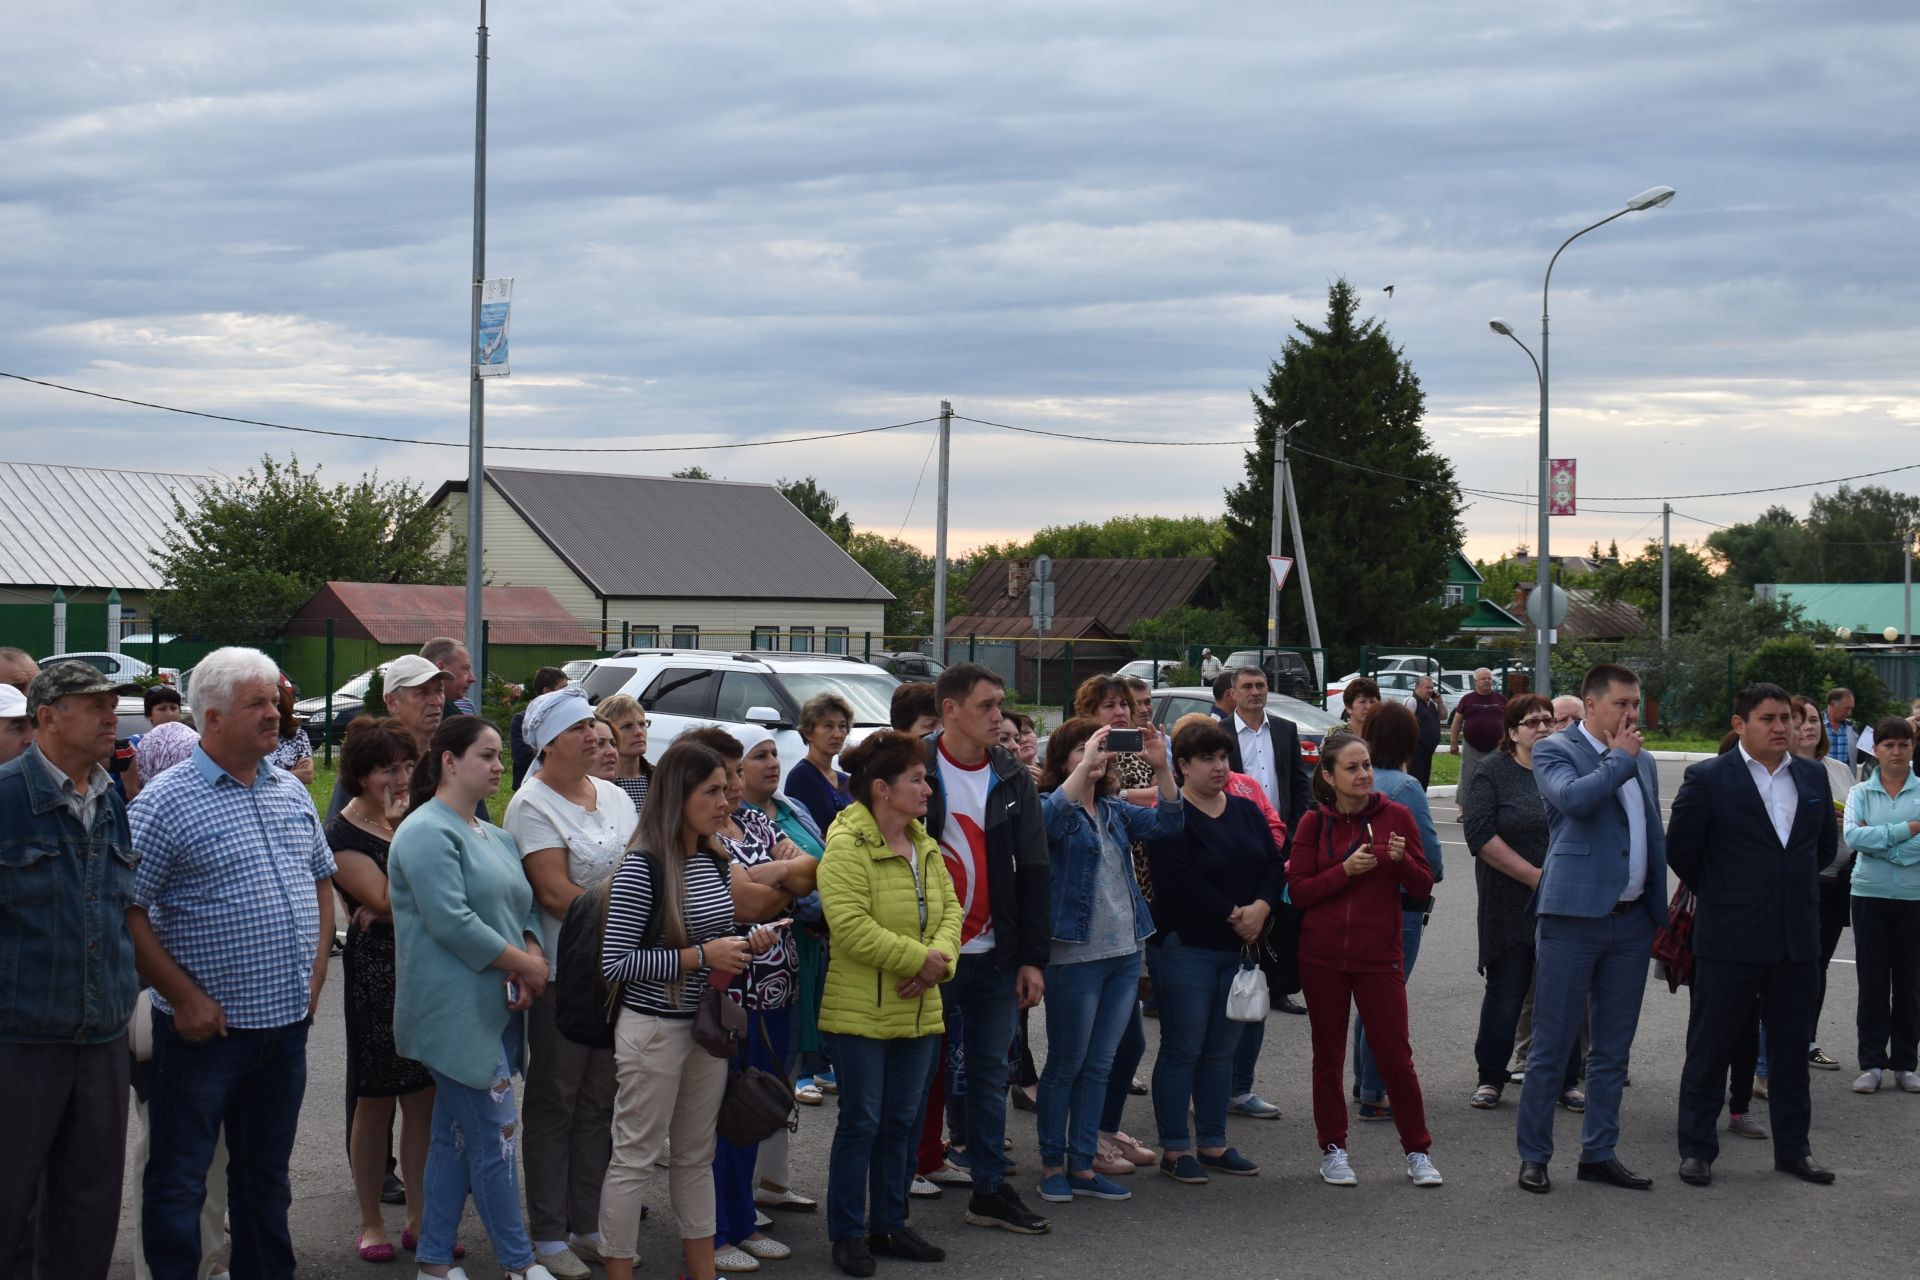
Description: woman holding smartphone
xmin=388 ymin=716 xmax=552 ymax=1278
xmin=597 ymin=739 xmax=786 ymax=1280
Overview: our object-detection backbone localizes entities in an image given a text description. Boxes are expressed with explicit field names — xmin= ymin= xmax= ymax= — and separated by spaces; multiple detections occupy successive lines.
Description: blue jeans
xmin=1516 ymin=910 xmax=1656 ymax=1164
xmin=715 ymin=1007 xmax=792 ymax=1248
xmin=1099 ymin=946 xmax=1160 ymax=1134
xmin=145 ymin=1012 xmax=308 ymax=1280
xmin=1231 ymin=1016 xmax=1264 ymax=1098
xmin=1149 ymin=936 xmax=1241 ymax=1152
xmin=823 ymin=1032 xmax=939 ymax=1241
xmin=941 ymin=954 xmax=1018 ymax=1192
xmin=1038 ymin=951 xmax=1142 ymax=1170
xmin=420 ymin=1034 xmax=533 ymax=1271
xmin=1353 ymin=908 xmax=1425 ymax=1102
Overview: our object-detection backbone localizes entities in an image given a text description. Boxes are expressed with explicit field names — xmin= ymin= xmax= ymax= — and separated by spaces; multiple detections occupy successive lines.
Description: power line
xmin=895 ymin=424 xmax=940 ymax=538
xmin=951 ymin=414 xmax=1251 ymax=447
xmin=0 ymin=371 xmax=938 ymax=453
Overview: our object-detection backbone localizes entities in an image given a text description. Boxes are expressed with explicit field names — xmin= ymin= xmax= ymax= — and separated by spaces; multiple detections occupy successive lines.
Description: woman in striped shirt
xmin=596 ymin=739 xmax=788 ymax=1280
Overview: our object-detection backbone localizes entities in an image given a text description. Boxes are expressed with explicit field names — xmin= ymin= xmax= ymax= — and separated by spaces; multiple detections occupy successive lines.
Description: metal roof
xmin=433 ymin=467 xmax=893 ymax=603
xmin=284 ymin=582 xmax=593 ymax=647
xmin=957 ymin=557 xmax=1215 ymax=636
xmin=0 ymin=461 xmax=206 ymax=592
xmin=1765 ymin=583 xmax=1915 ymax=636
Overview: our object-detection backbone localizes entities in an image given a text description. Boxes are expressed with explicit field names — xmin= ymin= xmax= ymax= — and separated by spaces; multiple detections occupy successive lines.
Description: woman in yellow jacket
xmin=817 ymin=730 xmax=963 ymax=1278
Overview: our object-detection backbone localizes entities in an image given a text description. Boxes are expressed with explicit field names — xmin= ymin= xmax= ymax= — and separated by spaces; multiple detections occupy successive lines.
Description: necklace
xmin=346 ymin=799 xmax=396 ymax=836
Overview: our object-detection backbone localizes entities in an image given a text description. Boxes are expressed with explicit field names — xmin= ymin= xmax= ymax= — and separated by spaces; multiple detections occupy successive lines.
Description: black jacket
xmin=1222 ymin=712 xmax=1312 ymax=833
xmin=1666 ymin=749 xmax=1838 ymax=965
xmin=922 ymin=732 xmax=1052 ymax=971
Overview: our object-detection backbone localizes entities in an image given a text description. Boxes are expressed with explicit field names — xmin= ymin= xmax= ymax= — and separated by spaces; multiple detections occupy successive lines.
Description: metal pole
xmin=932 ymin=400 xmax=952 ymax=664
xmin=1281 ymin=465 xmax=1323 ymax=688
xmin=323 ymin=618 xmax=335 ymax=768
xmin=1661 ymin=502 xmax=1671 ymax=641
xmin=463 ymin=2 xmax=489 ymax=667
xmin=1268 ymin=423 xmax=1288 ymax=649
xmin=1905 ymin=526 xmax=1913 ymax=645
xmin=1536 ymin=287 xmax=1553 ymax=695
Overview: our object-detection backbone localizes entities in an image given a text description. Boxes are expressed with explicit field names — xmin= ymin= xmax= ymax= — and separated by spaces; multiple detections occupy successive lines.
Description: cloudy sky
xmin=5 ymin=0 xmax=1916 ymax=566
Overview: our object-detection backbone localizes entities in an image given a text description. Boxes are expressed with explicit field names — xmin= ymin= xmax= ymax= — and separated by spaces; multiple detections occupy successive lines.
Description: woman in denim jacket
xmin=1033 ymin=716 xmax=1182 ymax=1204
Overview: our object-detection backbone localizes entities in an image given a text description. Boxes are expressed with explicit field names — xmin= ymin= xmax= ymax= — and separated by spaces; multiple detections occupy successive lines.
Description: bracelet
xmin=694 ymin=942 xmax=706 ymax=969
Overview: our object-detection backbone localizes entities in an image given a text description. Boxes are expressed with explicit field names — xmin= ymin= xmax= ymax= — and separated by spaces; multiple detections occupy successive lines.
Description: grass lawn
xmin=307 ymin=762 xmax=514 ymax=824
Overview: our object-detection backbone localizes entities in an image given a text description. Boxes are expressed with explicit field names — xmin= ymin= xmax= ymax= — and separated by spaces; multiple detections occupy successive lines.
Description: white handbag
xmin=1225 ymin=949 xmax=1269 ymax=1022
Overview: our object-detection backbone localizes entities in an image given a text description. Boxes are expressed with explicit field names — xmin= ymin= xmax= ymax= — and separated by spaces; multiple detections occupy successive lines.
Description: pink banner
xmin=1548 ymin=459 xmax=1576 ymax=516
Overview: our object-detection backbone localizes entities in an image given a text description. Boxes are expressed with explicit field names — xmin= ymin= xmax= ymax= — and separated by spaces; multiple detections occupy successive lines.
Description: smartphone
xmin=505 ymin=978 xmax=522 ymax=1005
xmin=109 ymin=738 xmax=135 ymax=775
xmin=1106 ymin=728 xmax=1144 ymax=753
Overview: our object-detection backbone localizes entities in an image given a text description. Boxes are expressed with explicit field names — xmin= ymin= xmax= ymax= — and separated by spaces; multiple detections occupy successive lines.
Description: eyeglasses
xmin=1519 ymin=716 xmax=1557 ymax=729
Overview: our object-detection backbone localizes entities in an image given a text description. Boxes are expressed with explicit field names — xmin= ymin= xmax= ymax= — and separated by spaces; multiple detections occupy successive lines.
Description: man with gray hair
xmin=421 ymin=635 xmax=477 ymax=716
xmin=0 ymin=661 xmax=141 ymax=1280
xmin=127 ymin=646 xmax=336 ymax=1279
xmin=0 ymin=646 xmax=38 ymax=694
xmin=1449 ymin=667 xmax=1508 ymax=821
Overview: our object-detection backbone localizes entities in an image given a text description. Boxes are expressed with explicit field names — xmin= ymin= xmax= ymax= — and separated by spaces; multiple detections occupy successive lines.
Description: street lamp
xmin=1494 ymin=185 xmax=1676 ymax=694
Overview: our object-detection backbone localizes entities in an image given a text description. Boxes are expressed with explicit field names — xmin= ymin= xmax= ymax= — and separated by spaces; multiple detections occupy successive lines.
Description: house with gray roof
xmin=429 ymin=466 xmax=891 ymax=651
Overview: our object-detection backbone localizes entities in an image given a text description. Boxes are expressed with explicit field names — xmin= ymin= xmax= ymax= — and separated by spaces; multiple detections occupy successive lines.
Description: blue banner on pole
xmin=477 ymin=277 xmax=513 ymax=377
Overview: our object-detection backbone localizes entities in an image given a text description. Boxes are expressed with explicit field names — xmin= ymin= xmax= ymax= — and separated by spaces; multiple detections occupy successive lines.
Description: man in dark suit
xmin=1222 ymin=665 xmax=1310 ymax=832
xmin=1519 ymin=663 xmax=1668 ymax=1194
xmin=1667 ymin=682 xmax=1839 ymax=1187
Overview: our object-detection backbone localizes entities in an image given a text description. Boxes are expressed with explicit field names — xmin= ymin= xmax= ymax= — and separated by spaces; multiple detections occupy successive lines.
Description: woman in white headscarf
xmin=506 ymin=687 xmax=640 ymax=1277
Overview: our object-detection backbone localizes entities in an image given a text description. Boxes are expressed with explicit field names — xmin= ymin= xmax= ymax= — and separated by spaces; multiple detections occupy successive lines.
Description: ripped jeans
xmin=419 ymin=1034 xmax=533 ymax=1271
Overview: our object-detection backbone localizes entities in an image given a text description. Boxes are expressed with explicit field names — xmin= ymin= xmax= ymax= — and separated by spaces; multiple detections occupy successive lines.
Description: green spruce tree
xmin=1219 ymin=279 xmax=1465 ymax=665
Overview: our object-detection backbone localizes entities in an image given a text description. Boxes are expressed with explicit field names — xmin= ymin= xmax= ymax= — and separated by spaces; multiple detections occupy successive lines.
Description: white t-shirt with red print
xmin=936 ymin=739 xmax=996 ymax=956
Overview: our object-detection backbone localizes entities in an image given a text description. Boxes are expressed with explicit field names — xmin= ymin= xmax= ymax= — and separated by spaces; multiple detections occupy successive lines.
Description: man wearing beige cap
xmin=0 ymin=684 xmax=34 ymax=765
xmin=0 ymin=660 xmax=142 ymax=1280
xmin=325 ymin=654 xmax=450 ymax=821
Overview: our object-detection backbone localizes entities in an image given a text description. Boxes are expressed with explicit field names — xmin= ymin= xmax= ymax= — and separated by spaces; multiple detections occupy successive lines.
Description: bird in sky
xmin=1383 ymin=285 xmax=1396 ymax=297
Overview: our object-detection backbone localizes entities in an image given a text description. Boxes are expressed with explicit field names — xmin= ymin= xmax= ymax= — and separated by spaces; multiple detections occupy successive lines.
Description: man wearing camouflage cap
xmin=0 ymin=660 xmax=143 ymax=1280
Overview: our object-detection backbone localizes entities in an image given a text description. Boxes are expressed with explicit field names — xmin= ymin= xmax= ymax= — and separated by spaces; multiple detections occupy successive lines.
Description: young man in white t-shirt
xmin=921 ymin=663 xmax=1053 ymax=1236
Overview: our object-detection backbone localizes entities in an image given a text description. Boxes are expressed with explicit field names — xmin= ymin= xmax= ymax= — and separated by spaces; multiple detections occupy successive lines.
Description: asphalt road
xmin=109 ymin=758 xmax=1919 ymax=1279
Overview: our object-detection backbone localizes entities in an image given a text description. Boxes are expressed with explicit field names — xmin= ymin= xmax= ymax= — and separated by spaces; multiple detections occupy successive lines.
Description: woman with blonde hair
xmin=595 ymin=693 xmax=654 ymax=813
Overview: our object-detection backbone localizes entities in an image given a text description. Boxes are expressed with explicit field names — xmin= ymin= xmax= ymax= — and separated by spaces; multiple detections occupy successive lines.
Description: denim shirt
xmin=0 ymin=745 xmax=140 ymax=1044
xmin=1043 ymin=788 xmax=1184 ymax=945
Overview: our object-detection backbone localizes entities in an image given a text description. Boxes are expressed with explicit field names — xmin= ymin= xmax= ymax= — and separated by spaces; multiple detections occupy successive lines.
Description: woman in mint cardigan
xmin=390 ymin=716 xmax=552 ymax=1280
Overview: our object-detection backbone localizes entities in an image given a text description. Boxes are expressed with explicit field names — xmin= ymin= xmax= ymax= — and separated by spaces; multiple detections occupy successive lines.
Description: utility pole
xmin=1660 ymin=502 xmax=1671 ymax=641
xmin=1905 ymin=525 xmax=1913 ymax=646
xmin=463 ymin=1 xmax=489 ymax=666
xmin=932 ymin=400 xmax=952 ymax=663
xmin=1282 ymin=460 xmax=1323 ymax=690
xmin=1267 ymin=423 xmax=1291 ymax=650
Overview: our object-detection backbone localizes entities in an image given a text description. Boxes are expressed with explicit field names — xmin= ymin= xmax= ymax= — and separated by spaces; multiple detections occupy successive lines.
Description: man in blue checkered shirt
xmin=128 ymin=647 xmax=336 ymax=1280
xmin=1823 ymin=687 xmax=1857 ymax=764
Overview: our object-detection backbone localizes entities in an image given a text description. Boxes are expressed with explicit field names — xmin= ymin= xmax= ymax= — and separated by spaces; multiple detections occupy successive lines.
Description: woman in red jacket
xmin=1287 ymin=733 xmax=1442 ymax=1190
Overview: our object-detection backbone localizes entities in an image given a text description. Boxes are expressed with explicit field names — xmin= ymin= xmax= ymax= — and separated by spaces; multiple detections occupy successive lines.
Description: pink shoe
xmin=356 ymin=1231 xmax=396 ymax=1263
xmin=400 ymin=1229 xmax=464 ymax=1259
xmin=1093 ymin=1141 xmax=1135 ymax=1177
xmin=1107 ymin=1131 xmax=1157 ymax=1166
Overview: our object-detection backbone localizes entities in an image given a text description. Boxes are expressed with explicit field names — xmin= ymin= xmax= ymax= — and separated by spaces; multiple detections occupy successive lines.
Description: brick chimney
xmin=1008 ymin=558 xmax=1032 ymax=600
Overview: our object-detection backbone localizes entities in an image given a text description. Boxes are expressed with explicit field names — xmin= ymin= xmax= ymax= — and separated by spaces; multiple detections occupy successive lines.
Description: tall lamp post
xmin=1491 ymin=185 xmax=1676 ymax=694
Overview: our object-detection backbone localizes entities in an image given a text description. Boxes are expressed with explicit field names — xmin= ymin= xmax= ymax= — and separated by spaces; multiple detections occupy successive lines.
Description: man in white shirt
xmin=1666 ymin=682 xmax=1838 ymax=1187
xmin=1223 ymin=667 xmax=1308 ymax=831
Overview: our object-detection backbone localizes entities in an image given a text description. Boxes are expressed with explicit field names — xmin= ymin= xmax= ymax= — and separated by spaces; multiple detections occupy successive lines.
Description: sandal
xmin=794 ymin=1077 xmax=823 ymax=1106
xmin=1557 ymin=1088 xmax=1587 ymax=1113
xmin=1469 ymin=1084 xmax=1502 ymax=1110
xmin=355 ymin=1231 xmax=396 ymax=1263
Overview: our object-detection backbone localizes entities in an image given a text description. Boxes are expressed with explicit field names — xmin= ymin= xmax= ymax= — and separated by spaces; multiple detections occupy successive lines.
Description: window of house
xmin=630 ymin=625 xmax=660 ymax=648
xmin=1442 ymin=585 xmax=1466 ymax=607
xmin=789 ymin=626 xmax=814 ymax=653
xmin=671 ymin=626 xmax=699 ymax=650
xmin=825 ymin=626 xmax=850 ymax=655
xmin=751 ymin=626 xmax=778 ymax=651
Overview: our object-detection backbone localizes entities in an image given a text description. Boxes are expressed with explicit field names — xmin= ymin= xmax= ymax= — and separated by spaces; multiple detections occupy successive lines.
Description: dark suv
xmin=1222 ymin=649 xmax=1315 ymax=700
xmin=868 ymin=650 xmax=947 ymax=681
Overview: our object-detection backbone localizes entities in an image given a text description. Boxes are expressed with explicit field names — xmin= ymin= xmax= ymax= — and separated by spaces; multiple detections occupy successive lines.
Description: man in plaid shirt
xmin=128 ymin=647 xmax=336 ymax=1280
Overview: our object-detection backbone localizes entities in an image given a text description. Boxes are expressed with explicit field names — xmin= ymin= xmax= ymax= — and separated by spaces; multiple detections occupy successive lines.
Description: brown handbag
xmin=693 ymin=977 xmax=748 ymax=1058
xmin=716 ymin=1015 xmax=798 ymax=1148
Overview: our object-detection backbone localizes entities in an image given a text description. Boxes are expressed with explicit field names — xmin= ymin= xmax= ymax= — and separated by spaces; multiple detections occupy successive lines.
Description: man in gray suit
xmin=1517 ymin=663 xmax=1669 ymax=1193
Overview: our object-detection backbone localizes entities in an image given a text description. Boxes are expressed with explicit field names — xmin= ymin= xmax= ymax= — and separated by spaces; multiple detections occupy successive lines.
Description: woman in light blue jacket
xmin=1842 ymin=716 xmax=1920 ymax=1096
xmin=390 ymin=715 xmax=551 ymax=1279
xmin=1034 ymin=716 xmax=1182 ymax=1204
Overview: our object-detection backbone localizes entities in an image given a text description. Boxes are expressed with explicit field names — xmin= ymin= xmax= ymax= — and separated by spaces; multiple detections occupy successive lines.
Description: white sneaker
xmin=566 ymin=1235 xmax=604 ymax=1264
xmin=1319 ymin=1144 xmax=1358 ymax=1186
xmin=1407 ymin=1152 xmax=1444 ymax=1187
xmin=909 ymin=1174 xmax=942 ymax=1198
xmin=713 ymin=1246 xmax=761 ymax=1272
xmin=740 ymin=1236 xmax=792 ymax=1260
xmin=1898 ymin=1070 xmax=1920 ymax=1093
xmin=926 ymin=1158 xmax=974 ymax=1186
xmin=508 ymin=1267 xmax=558 ymax=1280
xmin=754 ymin=1210 xmax=773 ymax=1229
xmin=532 ymin=1246 xmax=589 ymax=1280
xmin=1854 ymin=1068 xmax=1884 ymax=1094
xmin=417 ymin=1270 xmax=469 ymax=1280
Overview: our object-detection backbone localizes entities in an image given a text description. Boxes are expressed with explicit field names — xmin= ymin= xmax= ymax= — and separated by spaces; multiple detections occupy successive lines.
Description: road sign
xmin=1028 ymin=579 xmax=1055 ymax=632
xmin=1033 ymin=554 xmax=1052 ymax=582
xmin=1525 ymin=582 xmax=1571 ymax=630
xmin=1547 ymin=459 xmax=1576 ymax=516
xmin=1267 ymin=555 xmax=1294 ymax=592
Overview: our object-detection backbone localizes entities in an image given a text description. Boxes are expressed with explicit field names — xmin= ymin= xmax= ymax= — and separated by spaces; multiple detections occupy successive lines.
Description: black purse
xmin=716 ymin=1015 xmax=797 ymax=1147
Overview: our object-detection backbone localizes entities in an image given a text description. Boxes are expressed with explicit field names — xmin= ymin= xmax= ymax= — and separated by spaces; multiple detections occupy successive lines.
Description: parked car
xmin=1374 ymin=654 xmax=1444 ymax=679
xmin=41 ymin=650 xmax=181 ymax=687
xmin=293 ymin=666 xmax=385 ymax=741
xmin=1146 ymin=685 xmax=1339 ymax=765
xmin=1324 ymin=668 xmax=1423 ymax=708
xmin=1220 ymin=648 xmax=1316 ymax=700
xmin=1115 ymin=658 xmax=1182 ymax=686
xmin=1439 ymin=669 xmax=1477 ymax=697
xmin=574 ymin=648 xmax=900 ymax=778
xmin=868 ymin=650 xmax=947 ymax=681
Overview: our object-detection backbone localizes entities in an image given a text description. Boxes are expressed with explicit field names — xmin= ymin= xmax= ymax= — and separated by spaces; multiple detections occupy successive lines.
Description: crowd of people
xmin=3 ymin=635 xmax=1919 ymax=1280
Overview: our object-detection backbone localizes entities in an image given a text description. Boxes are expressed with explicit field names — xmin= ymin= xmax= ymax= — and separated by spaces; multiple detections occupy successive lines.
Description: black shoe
xmin=1518 ymin=1161 xmax=1551 ymax=1194
xmin=964 ymin=1185 xmax=1052 ymax=1234
xmin=380 ymin=1170 xmax=406 ymax=1206
xmin=870 ymin=1225 xmax=946 ymax=1262
xmin=1010 ymin=1086 xmax=1038 ymax=1113
xmin=1776 ymin=1156 xmax=1836 ymax=1185
xmin=1576 ymin=1157 xmax=1653 ymax=1190
xmin=833 ymin=1237 xmax=878 ymax=1277
xmin=1679 ymin=1157 xmax=1712 ymax=1187
xmin=1276 ymin=995 xmax=1307 ymax=1015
